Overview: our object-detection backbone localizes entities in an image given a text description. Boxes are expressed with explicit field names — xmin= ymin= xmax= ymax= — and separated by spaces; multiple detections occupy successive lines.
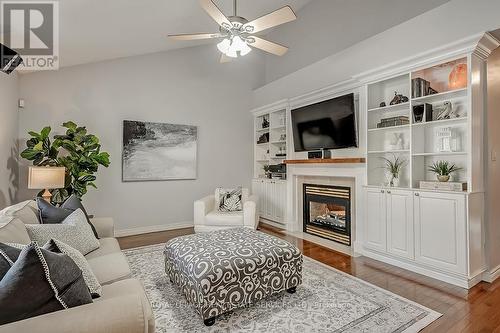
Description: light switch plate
xmin=492 ymin=150 xmax=497 ymax=162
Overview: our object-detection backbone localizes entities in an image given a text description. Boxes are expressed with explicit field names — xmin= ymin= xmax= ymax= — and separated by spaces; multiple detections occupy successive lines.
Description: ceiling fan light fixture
xmin=217 ymin=38 xmax=231 ymax=53
xmin=220 ymin=35 xmax=252 ymax=58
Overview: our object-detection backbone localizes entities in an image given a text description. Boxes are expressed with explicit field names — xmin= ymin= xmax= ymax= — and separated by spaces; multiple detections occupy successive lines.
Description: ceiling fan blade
xmin=168 ymin=33 xmax=224 ymax=41
xmin=242 ymin=6 xmax=296 ymax=34
xmin=199 ymin=0 xmax=232 ymax=29
xmin=220 ymin=53 xmax=232 ymax=63
xmin=249 ymin=37 xmax=288 ymax=56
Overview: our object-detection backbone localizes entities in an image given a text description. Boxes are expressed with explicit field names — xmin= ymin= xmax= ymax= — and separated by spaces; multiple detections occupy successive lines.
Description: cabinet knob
xmin=415 ymin=192 xmax=420 ymax=196
xmin=387 ymin=190 xmax=391 ymax=194
xmin=381 ymin=190 xmax=385 ymax=193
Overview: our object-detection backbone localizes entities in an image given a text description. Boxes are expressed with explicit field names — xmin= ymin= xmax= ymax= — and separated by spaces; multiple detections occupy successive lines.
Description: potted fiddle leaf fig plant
xmin=21 ymin=121 xmax=110 ymax=204
xmin=381 ymin=154 xmax=407 ymax=187
xmin=428 ymin=161 xmax=462 ymax=182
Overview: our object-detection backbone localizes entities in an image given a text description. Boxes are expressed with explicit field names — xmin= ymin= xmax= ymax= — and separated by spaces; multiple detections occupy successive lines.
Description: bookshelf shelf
xmin=368 ymin=124 xmax=410 ymax=132
xmin=411 ymin=88 xmax=467 ymax=104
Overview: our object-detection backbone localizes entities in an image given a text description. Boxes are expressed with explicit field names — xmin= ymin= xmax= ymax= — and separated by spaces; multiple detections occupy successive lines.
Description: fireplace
xmin=303 ymin=184 xmax=351 ymax=246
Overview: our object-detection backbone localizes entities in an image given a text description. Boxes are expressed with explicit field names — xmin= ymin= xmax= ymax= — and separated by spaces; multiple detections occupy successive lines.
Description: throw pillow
xmin=0 ymin=242 xmax=22 ymax=280
xmin=45 ymin=239 xmax=102 ymax=298
xmin=0 ymin=218 xmax=31 ymax=245
xmin=61 ymin=195 xmax=99 ymax=238
xmin=0 ymin=200 xmax=39 ymax=224
xmin=37 ymin=195 xmax=99 ymax=238
xmin=26 ymin=209 xmax=100 ymax=255
xmin=216 ymin=187 xmax=243 ymax=212
xmin=0 ymin=242 xmax=92 ymax=325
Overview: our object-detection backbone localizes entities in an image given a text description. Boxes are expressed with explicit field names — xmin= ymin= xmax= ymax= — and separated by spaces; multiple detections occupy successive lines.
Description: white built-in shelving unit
xmin=253 ymin=107 xmax=288 ymax=178
xmin=366 ymin=57 xmax=471 ymax=190
xmin=252 ymin=101 xmax=289 ymax=227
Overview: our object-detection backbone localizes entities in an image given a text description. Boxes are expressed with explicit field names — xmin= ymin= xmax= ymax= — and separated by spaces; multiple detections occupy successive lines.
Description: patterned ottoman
xmin=164 ymin=228 xmax=303 ymax=326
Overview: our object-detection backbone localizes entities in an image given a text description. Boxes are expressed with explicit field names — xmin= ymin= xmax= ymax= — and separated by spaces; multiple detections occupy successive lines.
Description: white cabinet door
xmin=252 ymin=179 xmax=265 ymax=217
xmin=386 ymin=189 xmax=414 ymax=259
xmin=273 ymin=181 xmax=286 ymax=222
xmin=264 ymin=180 xmax=273 ymax=218
xmin=414 ymin=191 xmax=467 ymax=274
xmin=364 ymin=188 xmax=387 ymax=252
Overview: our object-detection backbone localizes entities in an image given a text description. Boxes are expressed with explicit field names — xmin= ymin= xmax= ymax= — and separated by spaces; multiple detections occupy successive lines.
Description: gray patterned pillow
xmin=26 ymin=209 xmax=99 ymax=255
xmin=45 ymin=239 xmax=102 ymax=297
xmin=7 ymin=240 xmax=102 ymax=298
xmin=216 ymin=187 xmax=243 ymax=212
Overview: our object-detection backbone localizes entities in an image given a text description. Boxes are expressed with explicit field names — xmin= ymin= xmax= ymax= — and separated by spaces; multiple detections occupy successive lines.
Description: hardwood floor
xmin=118 ymin=224 xmax=500 ymax=332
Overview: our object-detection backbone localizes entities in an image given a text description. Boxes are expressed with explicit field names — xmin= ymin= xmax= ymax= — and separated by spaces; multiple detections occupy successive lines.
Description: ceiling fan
xmin=168 ymin=0 xmax=297 ymax=63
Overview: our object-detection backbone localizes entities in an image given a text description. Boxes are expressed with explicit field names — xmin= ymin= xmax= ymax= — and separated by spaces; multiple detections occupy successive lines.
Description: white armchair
xmin=194 ymin=188 xmax=259 ymax=233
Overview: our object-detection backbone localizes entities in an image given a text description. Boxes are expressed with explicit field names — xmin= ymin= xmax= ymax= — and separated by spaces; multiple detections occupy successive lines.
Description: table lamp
xmin=28 ymin=166 xmax=66 ymax=203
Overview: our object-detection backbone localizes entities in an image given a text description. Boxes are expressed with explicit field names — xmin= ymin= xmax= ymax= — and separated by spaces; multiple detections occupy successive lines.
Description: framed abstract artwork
xmin=122 ymin=120 xmax=197 ymax=181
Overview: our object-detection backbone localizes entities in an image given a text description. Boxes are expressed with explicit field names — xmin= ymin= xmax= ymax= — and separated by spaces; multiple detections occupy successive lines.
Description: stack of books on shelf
xmin=377 ymin=116 xmax=410 ymax=128
xmin=412 ymin=77 xmax=438 ymax=98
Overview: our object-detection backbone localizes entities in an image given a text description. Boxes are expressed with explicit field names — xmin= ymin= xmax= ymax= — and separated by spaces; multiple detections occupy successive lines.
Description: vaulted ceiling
xmin=35 ymin=0 xmax=454 ymax=69
xmin=58 ymin=0 xmax=312 ymax=67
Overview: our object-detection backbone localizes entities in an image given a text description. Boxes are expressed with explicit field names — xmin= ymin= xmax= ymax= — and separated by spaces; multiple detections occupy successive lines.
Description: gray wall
xmin=263 ymin=0 xmax=450 ymax=84
xmin=18 ymin=45 xmax=264 ymax=232
xmin=486 ymin=46 xmax=500 ymax=272
xmin=0 ymin=73 xmax=19 ymax=209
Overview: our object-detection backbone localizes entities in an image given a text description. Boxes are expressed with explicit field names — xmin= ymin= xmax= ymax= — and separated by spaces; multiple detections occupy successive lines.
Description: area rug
xmin=124 ymin=244 xmax=441 ymax=332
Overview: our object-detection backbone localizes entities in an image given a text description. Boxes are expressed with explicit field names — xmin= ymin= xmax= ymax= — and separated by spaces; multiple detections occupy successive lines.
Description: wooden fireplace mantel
xmin=284 ymin=158 xmax=366 ymax=164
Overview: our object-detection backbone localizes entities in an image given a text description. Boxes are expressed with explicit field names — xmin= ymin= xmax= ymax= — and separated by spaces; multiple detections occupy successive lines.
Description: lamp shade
xmin=28 ymin=166 xmax=66 ymax=189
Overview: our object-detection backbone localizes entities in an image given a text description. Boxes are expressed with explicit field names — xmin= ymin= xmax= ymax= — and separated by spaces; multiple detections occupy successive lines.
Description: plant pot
xmin=437 ymin=175 xmax=450 ymax=182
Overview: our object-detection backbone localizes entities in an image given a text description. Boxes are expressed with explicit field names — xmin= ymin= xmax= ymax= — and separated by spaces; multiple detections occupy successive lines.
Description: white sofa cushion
xmin=204 ymin=209 xmax=244 ymax=226
xmin=0 ymin=200 xmax=39 ymax=224
xmin=87 ymin=252 xmax=132 ymax=285
xmin=26 ymin=209 xmax=100 ymax=255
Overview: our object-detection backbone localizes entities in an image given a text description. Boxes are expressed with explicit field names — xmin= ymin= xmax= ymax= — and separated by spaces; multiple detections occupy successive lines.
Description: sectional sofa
xmin=0 ymin=200 xmax=155 ymax=333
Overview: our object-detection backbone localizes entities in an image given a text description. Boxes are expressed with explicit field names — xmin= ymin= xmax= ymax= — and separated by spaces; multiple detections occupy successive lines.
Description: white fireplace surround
xmin=286 ymin=163 xmax=366 ymax=256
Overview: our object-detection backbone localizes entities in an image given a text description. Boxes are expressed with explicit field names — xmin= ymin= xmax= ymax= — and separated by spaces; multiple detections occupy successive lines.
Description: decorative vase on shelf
xmin=448 ymin=63 xmax=467 ymax=90
xmin=387 ymin=172 xmax=400 ymax=187
xmin=437 ymin=175 xmax=450 ymax=182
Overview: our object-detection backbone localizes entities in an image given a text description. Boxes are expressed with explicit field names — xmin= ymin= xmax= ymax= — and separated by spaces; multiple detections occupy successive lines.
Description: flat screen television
xmin=291 ymin=93 xmax=357 ymax=152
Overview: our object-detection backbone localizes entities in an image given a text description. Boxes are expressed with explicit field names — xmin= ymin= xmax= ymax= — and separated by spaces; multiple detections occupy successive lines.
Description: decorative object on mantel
xmin=448 ymin=63 xmax=468 ymax=90
xmin=21 ymin=122 xmax=110 ymax=204
xmin=379 ymin=102 xmax=386 ymax=108
xmin=436 ymin=126 xmax=460 ymax=152
xmin=284 ymin=157 xmax=366 ymax=164
xmin=307 ymin=149 xmax=331 ymax=160
xmin=428 ymin=160 xmax=462 ymax=182
xmin=122 ymin=120 xmax=197 ymax=181
xmin=389 ymin=91 xmax=409 ymax=105
xmin=380 ymin=154 xmax=407 ymax=187
xmin=419 ymin=180 xmax=467 ymax=192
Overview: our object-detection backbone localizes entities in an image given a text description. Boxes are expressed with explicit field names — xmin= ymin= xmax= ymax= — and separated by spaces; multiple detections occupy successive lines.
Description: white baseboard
xmin=115 ymin=222 xmax=194 ymax=237
xmin=482 ymin=264 xmax=500 ymax=283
